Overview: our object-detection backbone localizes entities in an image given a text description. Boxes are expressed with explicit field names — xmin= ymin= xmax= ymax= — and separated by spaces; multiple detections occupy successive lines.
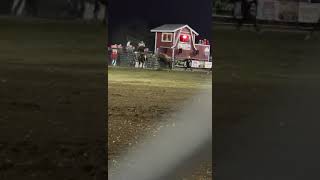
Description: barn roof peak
xmin=151 ymin=24 xmax=199 ymax=36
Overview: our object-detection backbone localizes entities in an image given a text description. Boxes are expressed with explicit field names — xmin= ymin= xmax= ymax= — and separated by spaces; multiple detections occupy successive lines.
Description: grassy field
xmin=108 ymin=68 xmax=212 ymax=89
xmin=213 ymin=27 xmax=320 ymax=81
xmin=0 ymin=17 xmax=106 ymax=65
xmin=0 ymin=18 xmax=107 ymax=179
xmin=108 ymin=68 xmax=212 ymax=179
xmin=213 ymin=27 xmax=320 ymax=127
xmin=107 ymin=27 xmax=320 ymax=179
xmin=2 ymin=16 xmax=320 ymax=179
xmin=213 ymin=26 xmax=320 ymax=179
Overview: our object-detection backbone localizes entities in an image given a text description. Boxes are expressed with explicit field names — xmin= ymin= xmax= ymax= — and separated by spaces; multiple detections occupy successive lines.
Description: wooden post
xmin=172 ymin=48 xmax=175 ymax=70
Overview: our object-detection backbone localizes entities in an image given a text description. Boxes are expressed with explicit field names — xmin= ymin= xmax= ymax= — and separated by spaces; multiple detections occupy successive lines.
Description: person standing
xmin=235 ymin=0 xmax=259 ymax=31
xmin=137 ymin=41 xmax=146 ymax=53
xmin=249 ymin=0 xmax=259 ymax=32
xmin=235 ymin=0 xmax=249 ymax=29
xmin=234 ymin=0 xmax=243 ymax=29
xmin=111 ymin=49 xmax=118 ymax=67
xmin=185 ymin=56 xmax=193 ymax=71
xmin=93 ymin=0 xmax=101 ymax=20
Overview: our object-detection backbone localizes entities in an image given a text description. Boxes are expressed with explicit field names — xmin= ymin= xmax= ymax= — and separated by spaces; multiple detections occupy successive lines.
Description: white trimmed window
xmin=161 ymin=33 xmax=173 ymax=42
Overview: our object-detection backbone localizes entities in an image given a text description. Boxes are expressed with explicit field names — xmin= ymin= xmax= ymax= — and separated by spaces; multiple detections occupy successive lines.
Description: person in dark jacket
xmin=235 ymin=0 xmax=259 ymax=31
xmin=185 ymin=56 xmax=193 ymax=71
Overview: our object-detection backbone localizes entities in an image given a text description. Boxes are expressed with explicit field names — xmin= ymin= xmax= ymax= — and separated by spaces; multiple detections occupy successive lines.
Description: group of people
xmin=109 ymin=41 xmax=212 ymax=72
xmin=109 ymin=40 xmax=147 ymax=67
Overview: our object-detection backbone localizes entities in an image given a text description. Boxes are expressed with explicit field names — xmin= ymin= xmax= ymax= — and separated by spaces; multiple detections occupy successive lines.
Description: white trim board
xmin=171 ymin=29 xmax=182 ymax=48
xmin=195 ymin=44 xmax=210 ymax=47
xmin=154 ymin=32 xmax=158 ymax=54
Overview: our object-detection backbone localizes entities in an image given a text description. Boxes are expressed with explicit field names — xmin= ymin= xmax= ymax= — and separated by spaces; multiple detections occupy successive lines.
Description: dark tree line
xmin=8 ymin=0 xmax=108 ymax=23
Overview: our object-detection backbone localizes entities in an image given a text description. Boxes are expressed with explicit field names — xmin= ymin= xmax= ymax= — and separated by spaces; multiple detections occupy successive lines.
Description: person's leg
xmin=93 ymin=0 xmax=99 ymax=20
xmin=252 ymin=7 xmax=260 ymax=32
xmin=28 ymin=0 xmax=38 ymax=17
xmin=239 ymin=4 xmax=248 ymax=29
xmin=314 ymin=18 xmax=320 ymax=33
xmin=12 ymin=0 xmax=23 ymax=15
xmin=238 ymin=2 xmax=245 ymax=30
xmin=237 ymin=16 xmax=243 ymax=30
xmin=237 ymin=20 xmax=241 ymax=30
xmin=305 ymin=18 xmax=319 ymax=40
xmin=242 ymin=10 xmax=248 ymax=27
xmin=253 ymin=16 xmax=260 ymax=32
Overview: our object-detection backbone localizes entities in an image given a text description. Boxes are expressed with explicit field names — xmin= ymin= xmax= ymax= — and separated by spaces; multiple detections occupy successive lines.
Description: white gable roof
xmin=151 ymin=24 xmax=199 ymax=36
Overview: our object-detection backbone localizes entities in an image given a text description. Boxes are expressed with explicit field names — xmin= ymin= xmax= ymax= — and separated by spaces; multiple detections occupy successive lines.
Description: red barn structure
xmin=151 ymin=24 xmax=211 ymax=67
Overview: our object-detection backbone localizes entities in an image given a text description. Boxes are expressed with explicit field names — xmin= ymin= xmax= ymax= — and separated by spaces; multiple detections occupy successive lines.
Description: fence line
xmin=108 ymin=50 xmax=163 ymax=70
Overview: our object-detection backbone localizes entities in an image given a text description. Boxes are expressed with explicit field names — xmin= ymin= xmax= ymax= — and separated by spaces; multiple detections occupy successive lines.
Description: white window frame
xmin=161 ymin=33 xmax=173 ymax=42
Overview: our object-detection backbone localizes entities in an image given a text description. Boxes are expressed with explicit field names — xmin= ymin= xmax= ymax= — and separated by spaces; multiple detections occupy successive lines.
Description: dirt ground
xmin=108 ymin=68 xmax=212 ymax=179
xmin=0 ymin=17 xmax=107 ymax=180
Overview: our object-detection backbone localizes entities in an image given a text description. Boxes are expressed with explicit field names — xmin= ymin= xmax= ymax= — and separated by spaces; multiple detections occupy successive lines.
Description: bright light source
xmin=180 ymin=34 xmax=189 ymax=42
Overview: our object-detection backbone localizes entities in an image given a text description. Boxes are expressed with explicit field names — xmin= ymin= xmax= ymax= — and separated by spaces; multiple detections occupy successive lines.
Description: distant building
xmin=151 ymin=24 xmax=210 ymax=62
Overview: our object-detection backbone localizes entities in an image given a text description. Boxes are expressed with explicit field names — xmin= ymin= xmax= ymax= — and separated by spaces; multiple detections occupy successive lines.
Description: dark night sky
xmin=108 ymin=0 xmax=212 ymax=45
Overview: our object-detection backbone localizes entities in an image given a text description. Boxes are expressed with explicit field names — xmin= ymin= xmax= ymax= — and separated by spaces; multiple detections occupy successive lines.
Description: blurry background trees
xmin=0 ymin=0 xmax=108 ymax=23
